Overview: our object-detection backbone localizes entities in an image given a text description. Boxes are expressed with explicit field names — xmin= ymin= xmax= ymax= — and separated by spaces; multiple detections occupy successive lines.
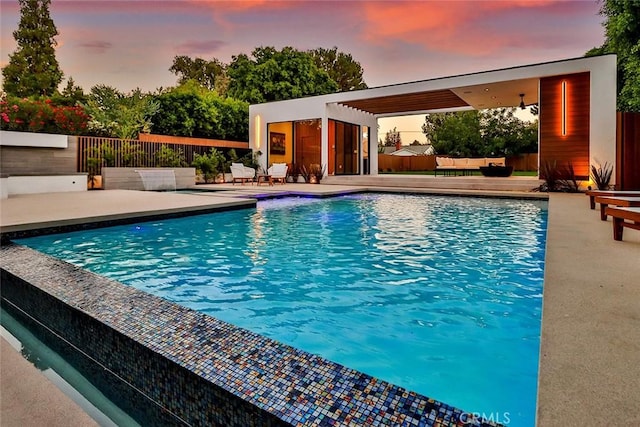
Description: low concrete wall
xmin=0 ymin=177 xmax=8 ymax=199
xmin=102 ymin=167 xmax=195 ymax=190
xmin=2 ymin=174 xmax=87 ymax=198
xmin=0 ymin=133 xmax=77 ymax=176
xmin=0 ymin=130 xmax=69 ymax=148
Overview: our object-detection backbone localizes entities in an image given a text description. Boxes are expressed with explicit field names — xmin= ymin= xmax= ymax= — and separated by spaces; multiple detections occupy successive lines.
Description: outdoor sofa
xmin=435 ymin=157 xmax=506 ymax=176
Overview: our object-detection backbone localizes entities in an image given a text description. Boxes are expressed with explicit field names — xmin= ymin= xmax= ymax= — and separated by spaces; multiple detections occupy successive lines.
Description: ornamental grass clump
xmin=590 ymin=161 xmax=613 ymax=190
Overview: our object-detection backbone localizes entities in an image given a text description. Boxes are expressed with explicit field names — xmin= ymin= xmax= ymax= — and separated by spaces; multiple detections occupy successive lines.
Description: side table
xmin=256 ymin=174 xmax=273 ymax=186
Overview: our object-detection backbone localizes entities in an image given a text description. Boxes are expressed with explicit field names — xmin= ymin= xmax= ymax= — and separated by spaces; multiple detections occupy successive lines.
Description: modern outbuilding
xmin=249 ymin=54 xmax=617 ymax=183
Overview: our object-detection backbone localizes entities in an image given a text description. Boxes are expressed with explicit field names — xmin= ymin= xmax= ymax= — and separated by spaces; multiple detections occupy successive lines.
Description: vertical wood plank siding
xmin=616 ymin=112 xmax=640 ymax=190
xmin=539 ymin=72 xmax=590 ymax=178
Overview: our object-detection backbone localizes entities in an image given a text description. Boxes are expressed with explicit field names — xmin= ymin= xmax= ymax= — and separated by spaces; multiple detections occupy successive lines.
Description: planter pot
xmin=88 ymin=175 xmax=102 ymax=189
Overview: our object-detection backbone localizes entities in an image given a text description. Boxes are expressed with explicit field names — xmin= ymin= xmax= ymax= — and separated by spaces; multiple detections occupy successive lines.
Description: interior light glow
xmin=254 ymin=115 xmax=261 ymax=149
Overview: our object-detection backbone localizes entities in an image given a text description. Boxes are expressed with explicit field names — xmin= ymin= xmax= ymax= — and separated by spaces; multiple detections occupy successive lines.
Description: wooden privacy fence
xmin=378 ymin=153 xmax=538 ymax=172
xmin=506 ymin=153 xmax=538 ymax=171
xmin=77 ymin=135 xmax=250 ymax=175
xmin=616 ymin=112 xmax=640 ymax=190
xmin=378 ymin=155 xmax=436 ymax=172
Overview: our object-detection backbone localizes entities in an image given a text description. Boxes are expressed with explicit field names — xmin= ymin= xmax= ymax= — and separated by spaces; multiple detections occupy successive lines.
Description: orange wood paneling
xmin=617 ymin=112 xmax=640 ymax=190
xmin=539 ymin=72 xmax=590 ymax=178
xmin=294 ymin=120 xmax=321 ymax=168
xmin=328 ymin=119 xmax=336 ymax=175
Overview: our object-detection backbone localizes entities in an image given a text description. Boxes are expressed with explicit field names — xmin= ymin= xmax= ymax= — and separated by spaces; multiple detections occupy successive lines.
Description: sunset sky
xmin=0 ymin=0 xmax=605 ymax=141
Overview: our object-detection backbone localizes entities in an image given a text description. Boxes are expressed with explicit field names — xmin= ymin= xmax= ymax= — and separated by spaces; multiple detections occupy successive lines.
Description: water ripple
xmin=18 ymin=193 xmax=547 ymax=427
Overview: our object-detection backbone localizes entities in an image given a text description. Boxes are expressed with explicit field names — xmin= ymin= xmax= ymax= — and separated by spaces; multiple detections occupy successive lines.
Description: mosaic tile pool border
xmin=1 ymin=243 xmax=501 ymax=427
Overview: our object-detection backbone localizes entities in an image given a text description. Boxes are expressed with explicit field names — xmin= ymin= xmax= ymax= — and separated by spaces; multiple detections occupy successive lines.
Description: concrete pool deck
xmin=1 ymin=187 xmax=639 ymax=426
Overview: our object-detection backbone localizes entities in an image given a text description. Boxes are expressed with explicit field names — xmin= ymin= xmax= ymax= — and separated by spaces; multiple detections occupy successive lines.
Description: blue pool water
xmin=18 ymin=194 xmax=547 ymax=426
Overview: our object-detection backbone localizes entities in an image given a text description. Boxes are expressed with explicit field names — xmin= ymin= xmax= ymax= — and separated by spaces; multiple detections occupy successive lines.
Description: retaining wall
xmin=102 ymin=167 xmax=196 ymax=191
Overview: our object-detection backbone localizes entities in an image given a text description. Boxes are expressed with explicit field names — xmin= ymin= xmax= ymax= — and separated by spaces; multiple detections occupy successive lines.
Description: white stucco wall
xmin=7 ymin=174 xmax=87 ymax=196
xmin=587 ymin=55 xmax=617 ymax=181
xmin=0 ymin=178 xmax=8 ymax=199
xmin=0 ymin=130 xmax=69 ymax=148
xmin=250 ymin=97 xmax=376 ymax=174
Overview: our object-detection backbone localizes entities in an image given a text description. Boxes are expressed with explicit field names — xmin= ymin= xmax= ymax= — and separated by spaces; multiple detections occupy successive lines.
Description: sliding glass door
xmin=331 ymin=120 xmax=359 ymax=175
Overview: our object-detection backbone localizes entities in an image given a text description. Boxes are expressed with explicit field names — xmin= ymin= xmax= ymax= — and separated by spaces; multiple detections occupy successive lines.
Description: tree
xmin=422 ymin=111 xmax=482 ymax=156
xmin=308 ymin=47 xmax=368 ymax=91
xmin=82 ymin=85 xmax=160 ymax=139
xmin=480 ymin=108 xmax=538 ymax=155
xmin=59 ymin=77 xmax=86 ymax=105
xmin=152 ymin=81 xmax=249 ymax=141
xmin=226 ymin=46 xmax=339 ymax=103
xmin=422 ymin=108 xmax=538 ymax=157
xmin=2 ymin=0 xmax=63 ymax=97
xmin=383 ymin=127 xmax=402 ymax=147
xmin=586 ymin=0 xmax=640 ymax=112
xmin=169 ymin=56 xmax=229 ymax=95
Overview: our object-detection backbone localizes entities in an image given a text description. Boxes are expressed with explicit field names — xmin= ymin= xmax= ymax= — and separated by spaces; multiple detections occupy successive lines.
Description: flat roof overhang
xmin=336 ymin=78 xmax=541 ymax=116
xmin=328 ymin=56 xmax=615 ymax=117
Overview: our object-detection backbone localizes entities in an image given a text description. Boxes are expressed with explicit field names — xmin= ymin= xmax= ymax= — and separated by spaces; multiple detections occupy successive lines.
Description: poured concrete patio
xmin=1 ymin=187 xmax=639 ymax=426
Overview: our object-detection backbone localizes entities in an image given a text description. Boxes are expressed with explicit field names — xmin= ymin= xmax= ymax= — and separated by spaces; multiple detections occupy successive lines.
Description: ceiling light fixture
xmin=519 ymin=93 xmax=526 ymax=110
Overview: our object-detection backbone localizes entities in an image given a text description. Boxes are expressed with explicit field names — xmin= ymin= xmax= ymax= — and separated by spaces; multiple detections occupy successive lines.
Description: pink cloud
xmin=78 ymin=40 xmax=112 ymax=54
xmin=185 ymin=0 xmax=298 ymax=30
xmin=175 ymin=39 xmax=227 ymax=55
xmin=359 ymin=0 xmax=601 ymax=56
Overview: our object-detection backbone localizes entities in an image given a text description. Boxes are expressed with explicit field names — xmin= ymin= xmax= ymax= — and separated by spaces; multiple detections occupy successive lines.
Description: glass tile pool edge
xmin=0 ymin=243 xmax=502 ymax=427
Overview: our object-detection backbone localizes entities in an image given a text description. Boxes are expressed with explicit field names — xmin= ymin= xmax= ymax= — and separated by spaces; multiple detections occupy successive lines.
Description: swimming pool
xmin=17 ymin=193 xmax=547 ymax=426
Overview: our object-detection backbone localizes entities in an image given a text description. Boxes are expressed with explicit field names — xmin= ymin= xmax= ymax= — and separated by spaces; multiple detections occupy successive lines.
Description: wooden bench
xmin=585 ymin=190 xmax=640 ymax=210
xmin=594 ymin=196 xmax=640 ymax=220
xmin=605 ymin=206 xmax=640 ymax=241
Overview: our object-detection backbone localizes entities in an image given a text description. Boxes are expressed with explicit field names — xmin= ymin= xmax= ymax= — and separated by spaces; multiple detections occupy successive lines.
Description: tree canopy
xmin=2 ymin=0 xmax=63 ymax=97
xmin=81 ymin=85 xmax=160 ymax=140
xmin=307 ymin=47 xmax=368 ymax=92
xmin=422 ymin=108 xmax=537 ymax=157
xmin=382 ymin=127 xmax=402 ymax=147
xmin=152 ymin=81 xmax=249 ymax=141
xmin=587 ymin=0 xmax=640 ymax=112
xmin=226 ymin=46 xmax=339 ymax=104
xmin=169 ymin=56 xmax=229 ymax=96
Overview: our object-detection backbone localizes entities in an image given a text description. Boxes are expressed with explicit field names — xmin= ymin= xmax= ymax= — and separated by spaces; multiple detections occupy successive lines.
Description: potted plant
xmin=302 ymin=164 xmax=326 ymax=184
xmin=86 ymin=157 xmax=102 ymax=189
xmin=287 ymin=163 xmax=300 ymax=183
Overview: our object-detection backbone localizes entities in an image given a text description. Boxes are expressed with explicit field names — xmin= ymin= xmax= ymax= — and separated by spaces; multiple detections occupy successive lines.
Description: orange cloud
xmin=185 ymin=0 xmax=293 ymax=30
xmin=359 ymin=0 xmax=574 ymax=56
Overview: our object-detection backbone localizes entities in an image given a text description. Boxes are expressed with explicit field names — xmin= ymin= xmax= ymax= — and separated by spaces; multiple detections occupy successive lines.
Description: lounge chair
xmin=267 ymin=163 xmax=288 ymax=184
xmin=230 ymin=163 xmax=255 ymax=185
xmin=605 ymin=206 xmax=640 ymax=241
xmin=585 ymin=190 xmax=640 ymax=210
xmin=594 ymin=196 xmax=640 ymax=220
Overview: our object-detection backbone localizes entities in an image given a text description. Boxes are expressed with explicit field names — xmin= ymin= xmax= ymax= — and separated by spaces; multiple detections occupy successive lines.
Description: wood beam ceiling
xmin=338 ymin=89 xmax=469 ymax=115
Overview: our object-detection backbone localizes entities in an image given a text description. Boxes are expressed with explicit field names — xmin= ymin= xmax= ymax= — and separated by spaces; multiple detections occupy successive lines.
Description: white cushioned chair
xmin=230 ymin=163 xmax=255 ymax=184
xmin=267 ymin=163 xmax=288 ymax=184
